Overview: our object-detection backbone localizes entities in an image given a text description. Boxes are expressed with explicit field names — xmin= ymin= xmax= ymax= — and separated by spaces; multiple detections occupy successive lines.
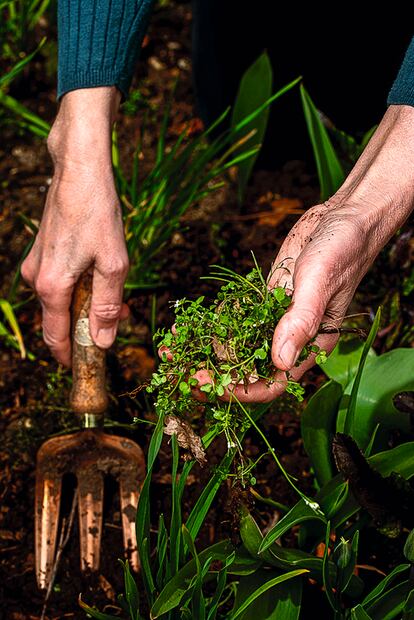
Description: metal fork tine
xmin=120 ymin=478 xmax=140 ymax=571
xmin=35 ymin=468 xmax=62 ymax=590
xmin=77 ymin=468 xmax=104 ymax=572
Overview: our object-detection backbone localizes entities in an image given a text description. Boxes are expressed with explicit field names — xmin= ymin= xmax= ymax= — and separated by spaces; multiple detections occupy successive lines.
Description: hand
xmin=230 ymin=104 xmax=414 ymax=403
xmin=160 ymin=105 xmax=414 ymax=403
xmin=21 ymin=87 xmax=129 ymax=366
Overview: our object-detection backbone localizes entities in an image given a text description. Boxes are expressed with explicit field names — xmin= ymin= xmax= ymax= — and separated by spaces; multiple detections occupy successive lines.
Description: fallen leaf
xmin=164 ymin=415 xmax=207 ymax=466
xmin=258 ymin=197 xmax=304 ymax=227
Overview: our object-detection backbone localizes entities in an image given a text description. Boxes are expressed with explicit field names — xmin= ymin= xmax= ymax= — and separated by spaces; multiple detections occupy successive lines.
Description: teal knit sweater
xmin=57 ymin=0 xmax=414 ymax=107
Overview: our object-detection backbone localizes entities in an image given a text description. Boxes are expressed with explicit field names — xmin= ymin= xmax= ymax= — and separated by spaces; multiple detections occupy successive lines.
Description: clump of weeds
xmin=147 ymin=259 xmax=325 ymax=453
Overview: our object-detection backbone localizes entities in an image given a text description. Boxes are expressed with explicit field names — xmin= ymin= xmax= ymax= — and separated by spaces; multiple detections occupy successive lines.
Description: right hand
xmin=21 ymin=87 xmax=129 ymax=367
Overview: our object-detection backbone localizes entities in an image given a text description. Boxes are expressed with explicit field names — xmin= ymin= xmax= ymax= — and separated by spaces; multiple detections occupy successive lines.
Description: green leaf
xmin=207 ymin=552 xmax=235 ymax=620
xmin=120 ymin=560 xmax=140 ymax=618
xmin=254 ymin=348 xmax=267 ymax=360
xmin=361 ymin=564 xmax=410 ymax=607
xmin=232 ymin=568 xmax=303 ymax=620
xmin=240 ymin=507 xmax=363 ymax=597
xmin=300 ymin=84 xmax=345 ymax=200
xmin=0 ymin=38 xmax=46 ymax=89
xmin=365 ymin=580 xmax=413 ymax=620
xmin=259 ymin=499 xmax=327 ymax=553
xmin=170 ymin=434 xmax=183 ymax=573
xmin=351 ymin=605 xmax=374 ymax=619
xmin=334 ymin=530 xmax=359 ymax=593
xmin=150 ymin=540 xmax=235 ymax=618
xmin=343 ymin=308 xmax=381 ymax=439
xmin=78 ymin=596 xmax=120 ymax=619
xmin=0 ymin=299 xmax=26 ymax=359
xmin=301 ymin=380 xmax=342 ymax=487
xmin=338 ymin=347 xmax=414 ymax=450
xmin=403 ymin=589 xmax=414 ymax=620
xmin=404 ymin=529 xmax=414 ymax=563
xmin=230 ymin=51 xmax=272 ymax=202
xmin=322 ymin=522 xmax=339 ymax=612
xmin=321 ymin=337 xmax=376 ymax=388
xmin=186 ymin=450 xmax=234 ymax=544
xmin=136 ymin=415 xmax=164 ymax=605
xmin=231 ymin=570 xmax=308 ymax=619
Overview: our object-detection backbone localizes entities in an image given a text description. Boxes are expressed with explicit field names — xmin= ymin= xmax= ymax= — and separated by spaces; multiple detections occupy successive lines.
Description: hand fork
xmin=35 ymin=272 xmax=146 ymax=590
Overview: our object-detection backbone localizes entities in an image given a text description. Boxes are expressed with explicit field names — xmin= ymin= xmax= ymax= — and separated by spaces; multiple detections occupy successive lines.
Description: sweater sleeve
xmin=387 ymin=36 xmax=414 ymax=107
xmin=57 ymin=0 xmax=155 ymax=99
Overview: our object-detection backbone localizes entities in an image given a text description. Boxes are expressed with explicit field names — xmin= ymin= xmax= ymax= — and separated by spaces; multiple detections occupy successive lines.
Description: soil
xmin=1 ymin=2 xmax=414 ymax=619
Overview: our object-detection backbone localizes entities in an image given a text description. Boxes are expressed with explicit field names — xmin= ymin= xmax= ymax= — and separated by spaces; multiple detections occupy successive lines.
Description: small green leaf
xmin=404 ymin=529 xmax=414 ymax=563
xmin=254 ymin=348 xmax=267 ymax=360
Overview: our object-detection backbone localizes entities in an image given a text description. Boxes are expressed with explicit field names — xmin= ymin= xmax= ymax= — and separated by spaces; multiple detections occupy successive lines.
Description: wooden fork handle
xmin=70 ymin=271 xmax=108 ymax=415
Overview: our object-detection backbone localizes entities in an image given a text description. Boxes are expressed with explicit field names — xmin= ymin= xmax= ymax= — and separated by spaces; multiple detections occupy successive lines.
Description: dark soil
xmin=1 ymin=3 xmax=414 ymax=619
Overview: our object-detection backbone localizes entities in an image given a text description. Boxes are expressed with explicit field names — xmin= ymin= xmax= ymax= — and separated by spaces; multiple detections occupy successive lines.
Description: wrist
xmin=329 ymin=105 xmax=414 ymax=239
xmin=48 ymin=87 xmax=121 ymax=168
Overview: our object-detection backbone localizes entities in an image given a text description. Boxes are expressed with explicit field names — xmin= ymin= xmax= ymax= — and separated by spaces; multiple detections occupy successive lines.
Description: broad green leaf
xmin=231 ymin=52 xmax=273 ymax=201
xmin=321 ymin=338 xmax=376 ymax=388
xmin=232 ymin=568 xmax=302 ymax=620
xmin=300 ymin=84 xmax=345 ymax=200
xmin=150 ymin=540 xmax=235 ymax=618
xmin=240 ymin=507 xmax=363 ymax=597
xmin=338 ymin=348 xmax=414 ymax=450
xmin=301 ymin=380 xmax=342 ymax=486
xmin=343 ymin=308 xmax=381 ymax=438
xmin=231 ymin=569 xmax=307 ymax=620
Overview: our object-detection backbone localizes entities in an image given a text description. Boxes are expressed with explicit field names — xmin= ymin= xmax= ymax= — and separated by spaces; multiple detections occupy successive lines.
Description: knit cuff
xmin=57 ymin=68 xmax=131 ymax=100
xmin=387 ymin=36 xmax=414 ymax=108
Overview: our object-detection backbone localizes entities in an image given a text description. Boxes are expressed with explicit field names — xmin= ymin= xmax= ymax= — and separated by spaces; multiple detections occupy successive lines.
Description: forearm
xmin=57 ymin=0 xmax=155 ymax=99
xmin=329 ymin=105 xmax=414 ymax=247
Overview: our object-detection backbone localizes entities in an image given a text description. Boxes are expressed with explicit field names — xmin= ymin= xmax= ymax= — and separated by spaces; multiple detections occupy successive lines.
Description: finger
xmin=89 ymin=257 xmax=129 ymax=349
xmin=271 ymin=259 xmax=333 ymax=371
xmin=35 ymin=272 xmax=74 ymax=367
xmin=158 ymin=345 xmax=173 ymax=361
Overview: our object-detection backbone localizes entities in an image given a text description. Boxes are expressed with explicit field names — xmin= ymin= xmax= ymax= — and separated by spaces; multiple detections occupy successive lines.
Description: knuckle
xmin=35 ymin=271 xmax=69 ymax=301
xmin=21 ymin=259 xmax=34 ymax=285
xmin=92 ymin=302 xmax=122 ymax=322
xmin=102 ymin=256 xmax=129 ymax=279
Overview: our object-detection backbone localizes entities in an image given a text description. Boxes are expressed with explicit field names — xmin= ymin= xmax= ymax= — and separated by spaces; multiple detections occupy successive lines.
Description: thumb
xmin=89 ymin=259 xmax=128 ymax=349
xmin=271 ymin=261 xmax=330 ymax=371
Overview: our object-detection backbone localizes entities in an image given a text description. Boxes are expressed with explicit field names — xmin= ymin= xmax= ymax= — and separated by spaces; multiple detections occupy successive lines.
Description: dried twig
xmin=40 ymin=489 xmax=79 ymax=620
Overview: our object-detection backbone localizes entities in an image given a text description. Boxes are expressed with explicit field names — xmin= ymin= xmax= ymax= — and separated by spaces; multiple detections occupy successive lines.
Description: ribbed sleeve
xmin=57 ymin=0 xmax=155 ymax=99
xmin=388 ymin=36 xmax=414 ymax=107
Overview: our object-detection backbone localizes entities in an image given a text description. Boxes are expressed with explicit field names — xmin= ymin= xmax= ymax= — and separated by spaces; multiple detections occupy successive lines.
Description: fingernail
xmin=278 ymin=340 xmax=299 ymax=369
xmin=95 ymin=326 xmax=116 ymax=348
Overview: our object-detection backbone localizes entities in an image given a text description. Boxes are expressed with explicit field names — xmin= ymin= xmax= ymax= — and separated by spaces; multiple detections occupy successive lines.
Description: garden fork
xmin=35 ymin=272 xmax=146 ymax=590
